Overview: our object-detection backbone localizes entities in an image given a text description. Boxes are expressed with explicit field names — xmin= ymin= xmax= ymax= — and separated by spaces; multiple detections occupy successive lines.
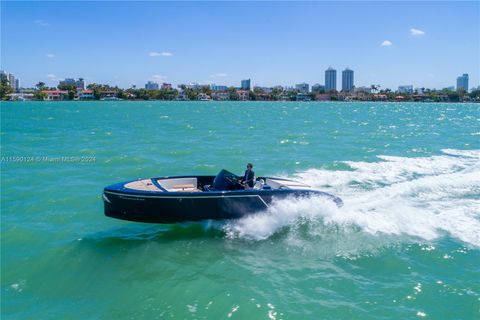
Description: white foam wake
xmin=224 ymin=149 xmax=480 ymax=247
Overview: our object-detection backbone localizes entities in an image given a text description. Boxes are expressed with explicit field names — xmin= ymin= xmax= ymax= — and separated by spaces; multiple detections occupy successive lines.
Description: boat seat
xmin=254 ymin=179 xmax=265 ymax=189
xmin=172 ymin=184 xmax=195 ymax=190
xmin=169 ymin=184 xmax=202 ymax=192
xmin=171 ymin=188 xmax=202 ymax=193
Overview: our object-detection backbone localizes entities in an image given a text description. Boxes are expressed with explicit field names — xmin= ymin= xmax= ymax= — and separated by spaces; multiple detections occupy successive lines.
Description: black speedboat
xmin=103 ymin=169 xmax=342 ymax=223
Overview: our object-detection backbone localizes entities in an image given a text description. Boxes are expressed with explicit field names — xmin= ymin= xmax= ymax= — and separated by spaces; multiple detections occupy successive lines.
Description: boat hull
xmin=103 ymin=188 xmax=337 ymax=223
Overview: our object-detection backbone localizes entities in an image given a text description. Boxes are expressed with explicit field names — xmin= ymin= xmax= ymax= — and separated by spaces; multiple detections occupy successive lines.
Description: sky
xmin=1 ymin=1 xmax=479 ymax=90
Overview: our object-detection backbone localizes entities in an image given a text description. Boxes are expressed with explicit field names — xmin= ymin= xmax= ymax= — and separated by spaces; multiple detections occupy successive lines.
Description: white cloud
xmin=46 ymin=53 xmax=55 ymax=58
xmin=149 ymin=51 xmax=173 ymax=57
xmin=210 ymin=73 xmax=228 ymax=78
xmin=47 ymin=74 xmax=57 ymax=80
xmin=381 ymin=40 xmax=392 ymax=47
xmin=34 ymin=19 xmax=49 ymax=27
xmin=149 ymin=75 xmax=166 ymax=81
xmin=410 ymin=28 xmax=425 ymax=36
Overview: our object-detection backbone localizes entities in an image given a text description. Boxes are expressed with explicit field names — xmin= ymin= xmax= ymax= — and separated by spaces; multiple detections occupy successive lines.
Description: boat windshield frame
xmin=212 ymin=169 xmax=242 ymax=191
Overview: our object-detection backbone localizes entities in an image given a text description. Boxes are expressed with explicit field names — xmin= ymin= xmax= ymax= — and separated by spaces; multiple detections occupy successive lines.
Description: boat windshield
xmin=212 ymin=169 xmax=241 ymax=191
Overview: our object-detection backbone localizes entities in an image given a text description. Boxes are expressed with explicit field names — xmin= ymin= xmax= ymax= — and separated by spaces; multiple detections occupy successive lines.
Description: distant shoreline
xmin=2 ymin=100 xmax=478 ymax=104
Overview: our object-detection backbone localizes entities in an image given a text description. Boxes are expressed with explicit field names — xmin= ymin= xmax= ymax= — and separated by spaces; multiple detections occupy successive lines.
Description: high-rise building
xmin=211 ymin=84 xmax=228 ymax=91
xmin=325 ymin=67 xmax=337 ymax=91
xmin=456 ymin=74 xmax=469 ymax=92
xmin=59 ymin=78 xmax=85 ymax=90
xmin=77 ymin=78 xmax=85 ymax=90
xmin=342 ymin=68 xmax=354 ymax=92
xmin=398 ymin=85 xmax=414 ymax=94
xmin=7 ymin=74 xmax=16 ymax=90
xmin=145 ymin=81 xmax=159 ymax=90
xmin=295 ymin=83 xmax=309 ymax=93
xmin=311 ymin=83 xmax=325 ymax=93
xmin=1 ymin=70 xmax=19 ymax=91
xmin=241 ymin=79 xmax=251 ymax=90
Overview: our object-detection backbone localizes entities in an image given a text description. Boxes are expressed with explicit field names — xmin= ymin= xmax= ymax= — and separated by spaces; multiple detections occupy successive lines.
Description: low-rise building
xmin=59 ymin=78 xmax=85 ymax=90
xmin=253 ymin=86 xmax=273 ymax=94
xmin=373 ymin=94 xmax=388 ymax=100
xmin=354 ymin=86 xmax=371 ymax=94
xmin=255 ymin=93 xmax=272 ymax=101
xmin=161 ymin=83 xmax=172 ymax=90
xmin=197 ymin=93 xmax=211 ymax=101
xmin=295 ymin=83 xmax=309 ymax=94
xmin=315 ymin=94 xmax=331 ymax=101
xmin=43 ymin=90 xmax=68 ymax=100
xmin=77 ymin=90 xmax=95 ymax=100
xmin=183 ymin=83 xmax=207 ymax=90
xmin=145 ymin=81 xmax=159 ymax=90
xmin=237 ymin=90 xmax=250 ymax=101
xmin=101 ymin=91 xmax=119 ymax=99
xmin=311 ymin=84 xmax=325 ymax=93
xmin=414 ymin=87 xmax=425 ymax=95
xmin=296 ymin=92 xmax=311 ymax=101
xmin=211 ymin=91 xmax=229 ymax=100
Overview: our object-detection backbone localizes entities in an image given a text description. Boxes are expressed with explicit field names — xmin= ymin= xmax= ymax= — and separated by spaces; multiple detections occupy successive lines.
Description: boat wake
xmin=223 ymin=149 xmax=480 ymax=247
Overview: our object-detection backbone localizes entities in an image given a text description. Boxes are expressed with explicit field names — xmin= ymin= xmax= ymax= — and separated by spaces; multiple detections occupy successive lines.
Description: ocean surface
xmin=1 ymin=101 xmax=479 ymax=319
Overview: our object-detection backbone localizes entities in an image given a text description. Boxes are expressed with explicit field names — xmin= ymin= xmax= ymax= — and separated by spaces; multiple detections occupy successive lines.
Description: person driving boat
xmin=240 ymin=163 xmax=255 ymax=189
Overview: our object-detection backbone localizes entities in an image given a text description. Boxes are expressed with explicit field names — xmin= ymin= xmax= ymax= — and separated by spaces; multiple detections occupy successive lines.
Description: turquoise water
xmin=1 ymin=101 xmax=479 ymax=319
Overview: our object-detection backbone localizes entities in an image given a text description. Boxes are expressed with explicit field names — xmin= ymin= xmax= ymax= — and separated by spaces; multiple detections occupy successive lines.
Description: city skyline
xmin=1 ymin=1 xmax=479 ymax=89
xmin=2 ymin=69 xmax=476 ymax=94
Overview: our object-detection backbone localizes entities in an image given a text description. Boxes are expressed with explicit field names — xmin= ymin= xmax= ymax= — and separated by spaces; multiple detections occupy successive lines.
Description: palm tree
xmin=370 ymin=84 xmax=380 ymax=93
xmin=36 ymin=82 xmax=46 ymax=91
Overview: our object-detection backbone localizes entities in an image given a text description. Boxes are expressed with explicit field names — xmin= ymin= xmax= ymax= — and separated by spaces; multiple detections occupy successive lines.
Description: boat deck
xmin=123 ymin=176 xmax=313 ymax=193
xmin=124 ymin=179 xmax=161 ymax=191
xmin=124 ymin=179 xmax=202 ymax=192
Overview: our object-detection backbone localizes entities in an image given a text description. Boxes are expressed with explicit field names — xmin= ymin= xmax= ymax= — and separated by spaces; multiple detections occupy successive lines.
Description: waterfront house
xmin=42 ymin=90 xmax=68 ymax=101
xmin=176 ymin=92 xmax=189 ymax=101
xmin=296 ymin=92 xmax=311 ymax=101
xmin=77 ymin=90 xmax=95 ymax=100
xmin=197 ymin=93 xmax=211 ymax=101
xmin=255 ymin=93 xmax=272 ymax=101
xmin=315 ymin=94 xmax=331 ymax=101
xmin=237 ymin=90 xmax=250 ymax=101
xmin=101 ymin=91 xmax=118 ymax=99
xmin=211 ymin=91 xmax=229 ymax=101
xmin=373 ymin=94 xmax=388 ymax=101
